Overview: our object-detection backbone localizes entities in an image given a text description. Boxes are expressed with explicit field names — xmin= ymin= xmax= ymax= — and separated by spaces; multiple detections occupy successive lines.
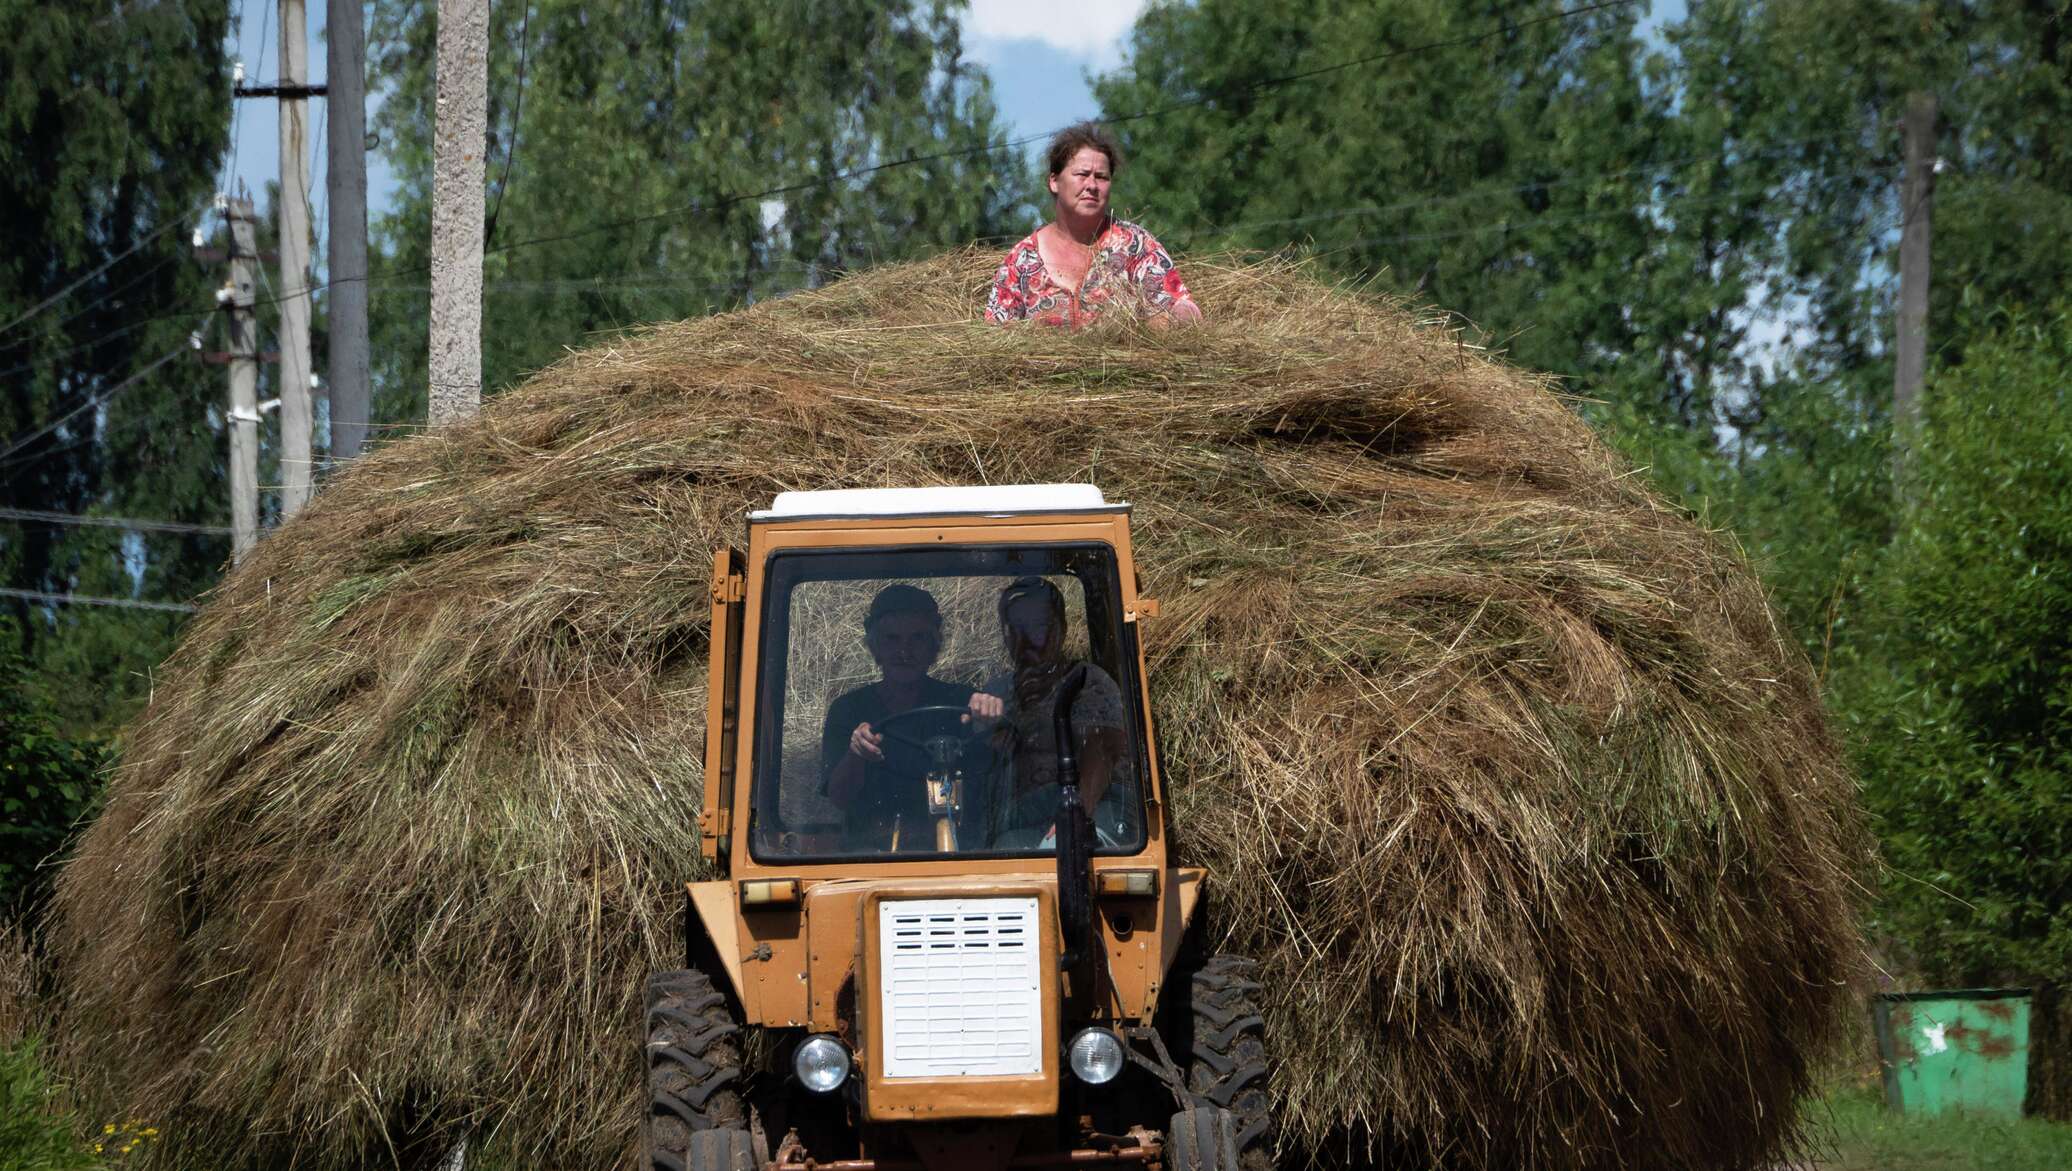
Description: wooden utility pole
xmin=429 ymin=0 xmax=489 ymax=425
xmin=276 ymin=0 xmax=315 ymax=516
xmin=1894 ymin=90 xmax=1936 ymax=464
xmin=328 ymin=0 xmax=372 ymax=460
xmin=225 ymin=198 xmax=261 ymax=562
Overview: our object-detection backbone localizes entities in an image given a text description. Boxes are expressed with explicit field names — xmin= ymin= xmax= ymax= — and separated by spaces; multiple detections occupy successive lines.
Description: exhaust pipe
xmin=1050 ymin=664 xmax=1094 ymax=969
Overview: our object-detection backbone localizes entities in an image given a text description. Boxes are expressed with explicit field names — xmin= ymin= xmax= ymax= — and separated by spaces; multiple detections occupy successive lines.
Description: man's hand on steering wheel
xmin=847 ymin=721 xmax=885 ymax=762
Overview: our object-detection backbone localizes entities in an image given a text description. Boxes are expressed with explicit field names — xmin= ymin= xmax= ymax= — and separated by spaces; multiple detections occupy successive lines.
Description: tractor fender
xmin=684 ymin=880 xmax=748 ymax=1013
xmin=1154 ymin=867 xmax=1209 ymax=1000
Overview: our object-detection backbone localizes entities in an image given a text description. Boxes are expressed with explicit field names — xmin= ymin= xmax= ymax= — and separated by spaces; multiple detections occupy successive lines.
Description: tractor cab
xmin=648 ymin=485 xmax=1272 ymax=1171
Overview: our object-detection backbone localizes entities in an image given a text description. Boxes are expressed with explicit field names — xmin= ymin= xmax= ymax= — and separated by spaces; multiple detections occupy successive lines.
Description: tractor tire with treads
xmin=1181 ymin=955 xmax=1274 ymax=1171
xmin=1167 ymin=1106 xmax=1241 ymax=1171
xmin=685 ymin=1127 xmax=756 ymax=1171
xmin=643 ymin=968 xmax=748 ymax=1171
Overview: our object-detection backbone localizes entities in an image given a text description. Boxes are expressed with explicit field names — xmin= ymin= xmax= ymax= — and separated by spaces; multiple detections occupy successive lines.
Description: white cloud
xmin=965 ymin=0 xmax=1149 ymax=63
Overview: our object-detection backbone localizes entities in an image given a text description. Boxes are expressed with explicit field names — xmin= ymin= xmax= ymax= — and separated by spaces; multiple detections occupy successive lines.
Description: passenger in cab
xmin=979 ymin=576 xmax=1130 ymax=846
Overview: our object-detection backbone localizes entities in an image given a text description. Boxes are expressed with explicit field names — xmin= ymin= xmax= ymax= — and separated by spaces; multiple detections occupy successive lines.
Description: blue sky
xmin=222 ymin=0 xmax=1687 ymax=260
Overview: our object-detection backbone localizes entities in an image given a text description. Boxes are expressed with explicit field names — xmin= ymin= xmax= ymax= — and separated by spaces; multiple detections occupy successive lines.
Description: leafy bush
xmin=0 ymin=626 xmax=107 ymax=919
xmin=1841 ymin=308 xmax=2072 ymax=982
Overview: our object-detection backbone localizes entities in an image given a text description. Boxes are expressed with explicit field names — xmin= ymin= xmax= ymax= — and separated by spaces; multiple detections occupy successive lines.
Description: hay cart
xmin=646 ymin=484 xmax=1272 ymax=1171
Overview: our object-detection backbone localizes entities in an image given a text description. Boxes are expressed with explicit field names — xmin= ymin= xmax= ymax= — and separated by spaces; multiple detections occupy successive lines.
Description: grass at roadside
xmin=1 ymin=1038 xmax=99 ymax=1171
xmin=1809 ymin=1082 xmax=2072 ymax=1171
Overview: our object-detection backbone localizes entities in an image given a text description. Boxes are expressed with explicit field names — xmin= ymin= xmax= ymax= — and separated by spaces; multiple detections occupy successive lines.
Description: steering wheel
xmin=874 ymin=704 xmax=978 ymax=769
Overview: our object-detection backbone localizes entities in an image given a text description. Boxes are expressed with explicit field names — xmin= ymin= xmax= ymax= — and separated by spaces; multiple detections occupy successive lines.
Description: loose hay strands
xmin=48 ymin=250 xmax=1869 ymax=1170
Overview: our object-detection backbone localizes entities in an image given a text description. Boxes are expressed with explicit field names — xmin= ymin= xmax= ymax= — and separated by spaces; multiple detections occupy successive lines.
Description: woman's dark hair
xmin=865 ymin=584 xmax=942 ymax=632
xmin=1046 ymin=122 xmax=1122 ymax=178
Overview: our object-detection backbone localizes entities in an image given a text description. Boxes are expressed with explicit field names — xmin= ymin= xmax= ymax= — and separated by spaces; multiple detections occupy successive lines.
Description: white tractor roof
xmin=751 ymin=483 xmax=1114 ymax=521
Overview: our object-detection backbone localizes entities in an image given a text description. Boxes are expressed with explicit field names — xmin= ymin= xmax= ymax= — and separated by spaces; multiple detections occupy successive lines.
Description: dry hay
xmin=46 ymin=250 xmax=1868 ymax=1169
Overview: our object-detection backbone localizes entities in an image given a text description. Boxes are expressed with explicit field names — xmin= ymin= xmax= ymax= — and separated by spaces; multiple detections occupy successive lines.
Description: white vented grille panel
xmin=878 ymin=897 xmax=1044 ymax=1079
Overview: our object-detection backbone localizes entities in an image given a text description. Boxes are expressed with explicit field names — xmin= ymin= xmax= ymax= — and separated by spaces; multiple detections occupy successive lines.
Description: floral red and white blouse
xmin=984 ymin=218 xmax=1200 ymax=327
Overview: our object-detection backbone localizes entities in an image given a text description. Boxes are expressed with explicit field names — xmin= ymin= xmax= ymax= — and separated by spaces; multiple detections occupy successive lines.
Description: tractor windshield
xmin=748 ymin=543 xmax=1148 ymax=862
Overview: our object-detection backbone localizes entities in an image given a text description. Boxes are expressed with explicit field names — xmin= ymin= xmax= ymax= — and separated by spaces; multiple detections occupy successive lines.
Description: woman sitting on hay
xmin=985 ymin=122 xmax=1202 ymax=328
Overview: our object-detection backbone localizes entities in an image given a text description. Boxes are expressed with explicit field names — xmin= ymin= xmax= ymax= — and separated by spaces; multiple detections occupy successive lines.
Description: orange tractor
xmin=646 ymin=485 xmax=1273 ymax=1171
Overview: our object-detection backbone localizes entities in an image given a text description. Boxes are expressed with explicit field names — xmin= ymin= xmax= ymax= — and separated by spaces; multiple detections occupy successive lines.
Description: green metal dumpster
xmin=1872 ymin=988 xmax=2032 ymax=1117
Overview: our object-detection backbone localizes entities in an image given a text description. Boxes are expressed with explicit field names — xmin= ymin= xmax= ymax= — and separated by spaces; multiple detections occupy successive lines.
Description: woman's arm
xmin=1129 ymin=227 xmax=1201 ymax=322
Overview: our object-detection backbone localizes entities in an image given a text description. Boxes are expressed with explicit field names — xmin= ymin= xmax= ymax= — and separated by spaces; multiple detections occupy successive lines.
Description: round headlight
xmin=1067 ymin=1027 xmax=1125 ymax=1085
xmin=793 ymin=1034 xmax=851 ymax=1093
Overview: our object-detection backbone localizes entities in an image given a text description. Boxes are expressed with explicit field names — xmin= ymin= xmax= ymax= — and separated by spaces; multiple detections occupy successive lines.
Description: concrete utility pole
xmin=277 ymin=0 xmax=315 ymax=516
xmin=225 ymin=198 xmax=261 ymax=562
xmin=429 ymin=0 xmax=489 ymax=425
xmin=328 ymin=0 xmax=372 ymax=460
xmin=1894 ymin=90 xmax=1936 ymax=462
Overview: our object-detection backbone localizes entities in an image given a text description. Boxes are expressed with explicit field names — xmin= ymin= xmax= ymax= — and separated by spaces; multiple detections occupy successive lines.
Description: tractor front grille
xmin=876 ymin=896 xmax=1044 ymax=1079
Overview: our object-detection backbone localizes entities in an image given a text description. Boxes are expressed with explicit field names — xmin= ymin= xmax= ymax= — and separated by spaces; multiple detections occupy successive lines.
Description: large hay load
xmin=48 ymin=252 xmax=1867 ymax=1170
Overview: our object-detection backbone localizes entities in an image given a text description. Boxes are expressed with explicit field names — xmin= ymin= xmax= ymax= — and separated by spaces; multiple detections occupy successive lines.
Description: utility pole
xmin=1894 ymin=90 xmax=1936 ymax=473
xmin=328 ymin=0 xmax=371 ymax=460
xmin=277 ymin=0 xmax=315 ymax=516
xmin=225 ymin=198 xmax=261 ymax=562
xmin=430 ymin=0 xmax=488 ymax=425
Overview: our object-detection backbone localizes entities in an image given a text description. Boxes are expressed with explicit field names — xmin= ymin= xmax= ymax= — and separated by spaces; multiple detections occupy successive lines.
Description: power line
xmin=0 ymin=587 xmax=196 ymax=615
xmin=1108 ymin=0 xmax=1639 ymax=133
xmin=311 ymin=104 xmax=329 ymax=258
xmin=0 ymin=258 xmax=173 ymax=366
xmin=28 ymin=0 xmax=1647 ymax=351
xmin=0 ymin=200 xmax=211 ymax=341
xmin=51 ymin=253 xmax=183 ymax=331
xmin=483 ymin=0 xmax=534 ymax=250
xmin=1331 ymin=189 xmax=1748 ymax=249
xmin=0 ymin=313 xmax=190 ymax=383
xmin=15 ymin=157 xmax=1807 ymax=372
xmin=0 ymin=248 xmax=205 ymax=370
xmin=198 ymin=0 xmax=1653 ymax=306
xmin=0 ymin=507 xmax=231 ymax=536
xmin=0 ymin=437 xmax=94 ymax=481
xmin=0 ymin=345 xmax=188 ymax=467
xmin=0 ymin=305 xmax=212 ymax=385
xmin=485 ymin=1 xmax=1645 ymax=262
xmin=1163 ymin=131 xmax=1864 ymax=247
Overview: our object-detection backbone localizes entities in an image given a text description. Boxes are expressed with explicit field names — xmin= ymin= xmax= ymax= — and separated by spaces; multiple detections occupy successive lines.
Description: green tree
xmin=366 ymin=0 xmax=1020 ymax=413
xmin=0 ymin=1 xmax=233 ymax=732
xmin=1657 ymin=0 xmax=2072 ymax=399
xmin=1635 ymin=0 xmax=2072 ymax=656
xmin=1838 ymin=309 xmax=2072 ymax=982
xmin=1091 ymin=0 xmax=1801 ymax=431
xmin=1094 ymin=0 xmax=2072 ymax=469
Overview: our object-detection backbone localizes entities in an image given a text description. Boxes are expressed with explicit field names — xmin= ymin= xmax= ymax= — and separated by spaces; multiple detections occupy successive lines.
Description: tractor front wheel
xmin=1178 ymin=954 xmax=1274 ymax=1171
xmin=1166 ymin=1106 xmax=1240 ymax=1171
xmin=643 ymin=968 xmax=751 ymax=1171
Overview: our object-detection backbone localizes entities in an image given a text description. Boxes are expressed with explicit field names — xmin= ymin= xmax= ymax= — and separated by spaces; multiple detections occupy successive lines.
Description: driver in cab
xmin=821 ymin=585 xmax=1001 ymax=851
